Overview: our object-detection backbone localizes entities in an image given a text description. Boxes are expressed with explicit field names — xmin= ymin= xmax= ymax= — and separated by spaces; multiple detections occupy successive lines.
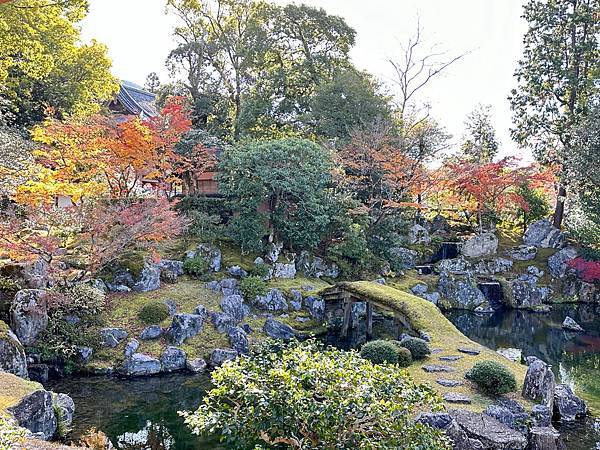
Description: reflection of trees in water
xmin=117 ymin=420 xmax=175 ymax=450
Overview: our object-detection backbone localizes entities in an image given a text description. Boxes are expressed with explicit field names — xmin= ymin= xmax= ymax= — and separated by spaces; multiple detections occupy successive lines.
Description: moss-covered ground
xmin=336 ymin=281 xmax=532 ymax=413
xmin=0 ymin=372 xmax=42 ymax=418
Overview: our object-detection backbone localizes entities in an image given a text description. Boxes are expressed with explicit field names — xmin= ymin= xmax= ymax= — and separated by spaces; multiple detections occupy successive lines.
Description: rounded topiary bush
xmin=399 ymin=337 xmax=431 ymax=360
xmin=360 ymin=340 xmax=400 ymax=365
xmin=138 ymin=301 xmax=170 ymax=324
xmin=395 ymin=346 xmax=413 ymax=367
xmin=466 ymin=360 xmax=517 ymax=396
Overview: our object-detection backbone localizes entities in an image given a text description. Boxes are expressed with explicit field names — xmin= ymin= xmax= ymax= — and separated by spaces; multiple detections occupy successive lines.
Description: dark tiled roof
xmin=116 ymin=81 xmax=158 ymax=119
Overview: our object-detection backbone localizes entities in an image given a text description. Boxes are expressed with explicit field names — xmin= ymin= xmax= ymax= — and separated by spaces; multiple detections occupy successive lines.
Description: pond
xmin=446 ymin=303 xmax=600 ymax=450
xmin=47 ymin=373 xmax=218 ymax=450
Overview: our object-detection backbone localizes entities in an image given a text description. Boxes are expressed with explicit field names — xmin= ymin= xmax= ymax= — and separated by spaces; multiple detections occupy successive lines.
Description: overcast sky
xmin=81 ymin=0 xmax=529 ymax=159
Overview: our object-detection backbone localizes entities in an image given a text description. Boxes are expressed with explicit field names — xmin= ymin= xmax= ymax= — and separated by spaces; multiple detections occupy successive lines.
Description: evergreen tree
xmin=460 ymin=104 xmax=499 ymax=163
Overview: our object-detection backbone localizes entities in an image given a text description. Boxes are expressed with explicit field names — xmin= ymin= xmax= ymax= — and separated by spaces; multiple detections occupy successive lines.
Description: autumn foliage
xmin=567 ymin=257 xmax=600 ymax=283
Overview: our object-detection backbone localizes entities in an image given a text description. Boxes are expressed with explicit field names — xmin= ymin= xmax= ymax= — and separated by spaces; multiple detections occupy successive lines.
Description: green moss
xmin=117 ymin=250 xmax=147 ymax=279
xmin=0 ymin=372 xmax=42 ymax=417
xmin=268 ymin=276 xmax=332 ymax=298
xmin=219 ymin=241 xmax=260 ymax=271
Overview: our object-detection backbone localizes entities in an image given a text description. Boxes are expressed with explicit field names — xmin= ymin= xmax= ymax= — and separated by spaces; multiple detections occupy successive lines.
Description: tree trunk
xmin=553 ymin=183 xmax=567 ymax=229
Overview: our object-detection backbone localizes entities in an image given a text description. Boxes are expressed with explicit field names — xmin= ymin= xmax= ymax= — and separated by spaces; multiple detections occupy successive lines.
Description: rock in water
xmin=8 ymin=390 xmax=57 ymax=441
xmin=186 ymin=358 xmax=207 ymax=374
xmin=263 ymin=318 xmax=296 ymax=340
xmin=450 ymin=409 xmax=527 ymax=449
xmin=122 ymin=353 xmax=161 ymax=377
xmin=523 ymin=219 xmax=564 ymax=249
xmin=562 ymin=316 xmax=584 ymax=332
xmin=10 ymin=289 xmax=48 ymax=346
xmin=0 ymin=320 xmax=28 ymax=378
xmin=160 ymin=346 xmax=186 ymax=372
xmin=553 ymin=384 xmax=587 ymax=422
xmin=53 ymin=393 xmax=75 ymax=435
xmin=522 ymin=356 xmax=555 ymax=408
xmin=528 ymin=427 xmax=566 ymax=450
xmin=461 ymin=232 xmax=499 ymax=258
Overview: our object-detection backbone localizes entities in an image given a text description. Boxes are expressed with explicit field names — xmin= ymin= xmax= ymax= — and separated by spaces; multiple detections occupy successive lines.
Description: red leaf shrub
xmin=567 ymin=257 xmax=600 ymax=283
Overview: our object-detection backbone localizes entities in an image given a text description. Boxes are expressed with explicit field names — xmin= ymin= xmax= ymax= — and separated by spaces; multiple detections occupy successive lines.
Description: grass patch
xmin=219 ymin=241 xmax=260 ymax=271
xmin=332 ymin=281 xmax=531 ymax=412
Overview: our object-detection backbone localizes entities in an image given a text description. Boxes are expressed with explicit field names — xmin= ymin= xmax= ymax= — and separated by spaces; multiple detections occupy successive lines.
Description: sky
xmin=81 ymin=0 xmax=529 ymax=159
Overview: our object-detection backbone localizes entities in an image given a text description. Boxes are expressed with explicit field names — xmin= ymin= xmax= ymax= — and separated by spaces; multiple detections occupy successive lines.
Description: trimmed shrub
xmin=399 ymin=337 xmax=431 ymax=360
xmin=396 ymin=346 xmax=413 ymax=367
xmin=183 ymin=256 xmax=209 ymax=278
xmin=248 ymin=263 xmax=271 ymax=279
xmin=239 ymin=276 xmax=267 ymax=301
xmin=360 ymin=340 xmax=400 ymax=364
xmin=466 ymin=360 xmax=517 ymax=396
xmin=138 ymin=301 xmax=170 ymax=324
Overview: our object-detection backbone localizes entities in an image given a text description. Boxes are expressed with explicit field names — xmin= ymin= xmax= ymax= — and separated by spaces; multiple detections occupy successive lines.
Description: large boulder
xmin=160 ymin=346 xmax=186 ymax=372
xmin=156 ymin=259 xmax=184 ymax=277
xmin=131 ymin=262 xmax=161 ymax=292
xmin=408 ymin=223 xmax=430 ymax=245
xmin=211 ymin=312 xmax=237 ymax=333
xmin=449 ymin=409 xmax=527 ymax=450
xmin=186 ymin=243 xmax=222 ymax=272
xmin=52 ymin=393 xmax=75 ymax=436
xmin=548 ymin=247 xmax=578 ymax=279
xmin=416 ymin=413 xmax=477 ymax=450
xmin=522 ymin=356 xmax=555 ymax=408
xmin=303 ymin=296 xmax=325 ymax=320
xmin=437 ymin=275 xmax=487 ymax=310
xmin=296 ymin=252 xmax=339 ymax=278
xmin=387 ymin=247 xmax=418 ymax=271
xmin=462 ymin=233 xmax=499 ymax=258
xmin=510 ymin=281 xmax=552 ymax=309
xmin=507 ymin=245 xmax=538 ymax=261
xmin=0 ymin=320 xmax=28 ymax=378
xmin=166 ymin=313 xmax=204 ymax=345
xmin=528 ymin=427 xmax=566 ymax=450
xmin=0 ymin=259 xmax=50 ymax=289
xmin=220 ymin=295 xmax=249 ymax=323
xmin=8 ymin=390 xmax=57 ymax=440
xmin=227 ymin=327 xmax=249 ymax=354
xmin=263 ymin=318 xmax=296 ymax=340
xmin=553 ymin=383 xmax=587 ymax=422
xmin=100 ymin=328 xmax=128 ymax=348
xmin=10 ymin=289 xmax=48 ymax=346
xmin=254 ymin=289 xmax=288 ymax=312
xmin=523 ymin=219 xmax=564 ymax=249
xmin=437 ymin=257 xmax=472 ymax=275
xmin=273 ymin=262 xmax=296 ymax=279
xmin=122 ymin=353 xmax=161 ymax=376
xmin=209 ymin=348 xmax=238 ymax=366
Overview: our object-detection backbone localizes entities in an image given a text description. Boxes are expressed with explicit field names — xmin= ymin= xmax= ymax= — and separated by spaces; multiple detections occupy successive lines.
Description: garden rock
xmin=53 ymin=393 xmax=75 ymax=433
xmin=422 ymin=365 xmax=455 ymax=373
xmin=303 ymin=296 xmax=325 ymax=320
xmin=474 ymin=258 xmax=513 ymax=275
xmin=122 ymin=353 xmax=161 ymax=377
xmin=296 ymin=252 xmax=340 ymax=278
xmin=450 ymin=409 xmax=527 ymax=450
xmin=124 ymin=339 xmax=139 ymax=358
xmin=209 ymin=348 xmax=238 ymax=366
xmin=100 ymin=328 xmax=128 ymax=348
xmin=289 ymin=290 xmax=303 ymax=310
xmin=227 ymin=327 xmax=249 ymax=354
xmin=511 ymin=281 xmax=552 ymax=309
xmin=437 ymin=379 xmax=462 ymax=387
xmin=273 ymin=262 xmax=296 ymax=279
xmin=8 ymin=389 xmax=57 ymax=440
xmin=496 ymin=348 xmax=522 ymax=362
xmin=156 ymin=259 xmax=184 ymax=277
xmin=76 ymin=346 xmax=93 ymax=364
xmin=528 ymin=427 xmax=566 ymax=450
xmin=211 ymin=312 xmax=237 ymax=333
xmin=431 ymin=215 xmax=450 ymax=233
xmin=187 ymin=243 xmax=221 ymax=272
xmin=408 ymin=223 xmax=430 ymax=244
xmin=462 ymin=232 xmax=498 ymax=258
xmin=0 ymin=321 xmax=28 ymax=378
xmin=523 ymin=219 xmax=564 ymax=249
xmin=227 ymin=265 xmax=247 ymax=278
xmin=186 ymin=358 xmax=207 ymax=374
xmin=531 ymin=405 xmax=552 ymax=427
xmin=554 ymin=383 xmax=587 ymax=422
xmin=220 ymin=295 xmax=249 ymax=322
xmin=562 ymin=316 xmax=584 ymax=332
xmin=457 ymin=347 xmax=481 ymax=355
xmin=548 ymin=246 xmax=578 ymax=279
xmin=166 ymin=313 xmax=204 ymax=345
xmin=140 ymin=325 xmax=163 ymax=340
xmin=438 ymin=275 xmax=486 ymax=310
xmin=410 ymin=283 xmax=428 ymax=296
xmin=437 ymin=257 xmax=472 ymax=274
xmin=132 ymin=263 xmax=161 ymax=292
xmin=423 ymin=292 xmax=441 ymax=305
xmin=263 ymin=318 xmax=296 ymax=340
xmin=161 ymin=346 xmax=186 ymax=372
xmin=219 ymin=278 xmax=239 ymax=296
xmin=522 ymin=356 xmax=555 ymax=407
xmin=254 ymin=289 xmax=288 ymax=312
xmin=28 ymin=364 xmax=49 ymax=383
xmin=164 ymin=299 xmax=177 ymax=315
xmin=443 ymin=393 xmax=472 ymax=404
xmin=508 ymin=245 xmax=538 ymax=261
xmin=388 ymin=247 xmax=418 ymax=271
xmin=484 ymin=402 xmax=528 ymax=434
xmin=416 ymin=413 xmax=478 ymax=450
xmin=265 ymin=242 xmax=283 ymax=264
xmin=10 ymin=289 xmax=48 ymax=346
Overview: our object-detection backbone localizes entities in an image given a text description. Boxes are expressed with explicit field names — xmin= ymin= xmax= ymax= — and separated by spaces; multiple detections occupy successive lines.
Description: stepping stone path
xmin=443 ymin=393 xmax=472 ymax=404
xmin=457 ymin=347 xmax=481 ymax=356
xmin=436 ymin=379 xmax=463 ymax=387
xmin=422 ymin=365 xmax=456 ymax=373
xmin=439 ymin=355 xmax=462 ymax=362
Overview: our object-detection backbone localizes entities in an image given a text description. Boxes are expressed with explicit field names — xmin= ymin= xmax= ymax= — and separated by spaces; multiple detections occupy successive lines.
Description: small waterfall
xmin=430 ymin=242 xmax=460 ymax=263
xmin=477 ymin=282 xmax=505 ymax=310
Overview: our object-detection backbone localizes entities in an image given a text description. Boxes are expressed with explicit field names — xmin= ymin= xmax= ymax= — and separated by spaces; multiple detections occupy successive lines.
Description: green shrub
xmin=396 ymin=346 xmax=413 ymax=367
xmin=183 ymin=256 xmax=209 ymax=277
xmin=182 ymin=339 xmax=450 ymax=449
xmin=239 ymin=276 xmax=267 ymax=301
xmin=0 ymin=276 xmax=20 ymax=293
xmin=248 ymin=263 xmax=271 ymax=279
xmin=0 ymin=417 xmax=26 ymax=449
xmin=61 ymin=284 xmax=105 ymax=318
xmin=466 ymin=360 xmax=517 ymax=396
xmin=138 ymin=301 xmax=170 ymax=324
xmin=399 ymin=337 xmax=431 ymax=360
xmin=360 ymin=340 xmax=400 ymax=364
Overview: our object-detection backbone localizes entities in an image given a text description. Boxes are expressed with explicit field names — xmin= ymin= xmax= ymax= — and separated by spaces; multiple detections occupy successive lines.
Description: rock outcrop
xmin=553 ymin=384 xmax=587 ymax=422
xmin=461 ymin=232 xmax=498 ymax=258
xmin=522 ymin=356 xmax=555 ymax=408
xmin=0 ymin=320 xmax=28 ymax=378
xmin=166 ymin=313 xmax=204 ymax=345
xmin=548 ymin=247 xmax=578 ymax=279
xmin=10 ymin=289 xmax=48 ymax=346
xmin=523 ymin=219 xmax=564 ymax=249
xmin=8 ymin=390 xmax=57 ymax=441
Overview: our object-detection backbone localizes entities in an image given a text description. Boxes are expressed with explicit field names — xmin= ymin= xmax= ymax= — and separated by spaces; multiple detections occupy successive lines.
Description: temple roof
xmin=115 ymin=81 xmax=158 ymax=119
